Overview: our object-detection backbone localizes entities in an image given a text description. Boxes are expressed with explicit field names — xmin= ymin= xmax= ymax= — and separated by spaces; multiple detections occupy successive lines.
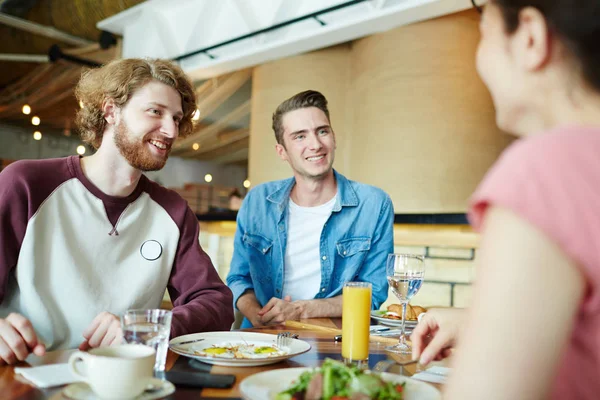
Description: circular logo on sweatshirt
xmin=140 ymin=240 xmax=162 ymax=261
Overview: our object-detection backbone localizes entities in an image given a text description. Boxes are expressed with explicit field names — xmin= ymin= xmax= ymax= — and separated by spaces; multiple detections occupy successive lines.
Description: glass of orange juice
xmin=342 ymin=282 xmax=372 ymax=368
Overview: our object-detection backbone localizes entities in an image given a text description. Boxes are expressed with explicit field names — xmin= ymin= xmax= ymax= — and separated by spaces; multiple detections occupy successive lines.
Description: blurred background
xmin=0 ymin=0 xmax=505 ymax=309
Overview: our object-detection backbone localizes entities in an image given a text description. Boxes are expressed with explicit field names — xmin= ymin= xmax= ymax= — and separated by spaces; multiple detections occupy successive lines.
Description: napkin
xmin=14 ymin=363 xmax=81 ymax=388
xmin=411 ymin=366 xmax=451 ymax=384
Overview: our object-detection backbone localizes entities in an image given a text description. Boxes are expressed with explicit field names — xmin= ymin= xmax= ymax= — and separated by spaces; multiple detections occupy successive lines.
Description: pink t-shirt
xmin=469 ymin=126 xmax=600 ymax=400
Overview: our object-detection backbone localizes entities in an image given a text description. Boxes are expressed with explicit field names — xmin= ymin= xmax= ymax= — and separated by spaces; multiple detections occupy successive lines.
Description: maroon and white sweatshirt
xmin=0 ymin=156 xmax=234 ymax=350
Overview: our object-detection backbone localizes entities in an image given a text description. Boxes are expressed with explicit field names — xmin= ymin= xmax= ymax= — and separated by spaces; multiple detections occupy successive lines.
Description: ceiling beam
xmin=234 ymin=0 xmax=262 ymax=32
xmin=195 ymin=77 xmax=220 ymax=99
xmin=0 ymin=53 xmax=48 ymax=63
xmin=26 ymin=66 xmax=81 ymax=105
xmin=29 ymin=83 xmax=77 ymax=111
xmin=176 ymin=127 xmax=249 ymax=158
xmin=192 ymin=137 xmax=249 ymax=161
xmin=209 ymin=147 xmax=249 ymax=165
xmin=174 ymin=99 xmax=251 ymax=150
xmin=63 ymin=43 xmax=101 ymax=56
xmin=0 ymin=64 xmax=57 ymax=114
xmin=263 ymin=0 xmax=303 ymax=44
xmin=0 ymin=12 xmax=94 ymax=47
xmin=194 ymin=68 xmax=251 ymax=125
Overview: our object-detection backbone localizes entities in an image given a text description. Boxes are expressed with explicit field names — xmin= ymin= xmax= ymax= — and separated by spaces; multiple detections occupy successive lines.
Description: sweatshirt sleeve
xmin=167 ymin=207 xmax=234 ymax=337
xmin=0 ymin=163 xmax=31 ymax=303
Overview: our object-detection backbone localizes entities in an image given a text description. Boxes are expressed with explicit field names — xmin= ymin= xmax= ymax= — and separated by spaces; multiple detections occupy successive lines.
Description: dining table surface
xmin=0 ymin=317 xmax=445 ymax=399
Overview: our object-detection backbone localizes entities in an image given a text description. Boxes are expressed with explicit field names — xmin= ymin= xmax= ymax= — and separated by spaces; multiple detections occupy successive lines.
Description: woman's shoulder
xmin=483 ymin=126 xmax=600 ymax=189
xmin=469 ymin=126 xmax=600 ymax=229
xmin=505 ymin=125 xmax=600 ymax=163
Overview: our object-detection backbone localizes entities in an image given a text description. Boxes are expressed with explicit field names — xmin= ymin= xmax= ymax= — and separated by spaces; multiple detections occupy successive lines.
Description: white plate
xmin=169 ymin=332 xmax=311 ymax=367
xmin=239 ymin=367 xmax=441 ymax=400
xmin=61 ymin=378 xmax=174 ymax=400
xmin=371 ymin=311 xmax=418 ymax=328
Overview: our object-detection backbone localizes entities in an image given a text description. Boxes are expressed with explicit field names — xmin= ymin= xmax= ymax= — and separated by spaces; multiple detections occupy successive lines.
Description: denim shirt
xmin=226 ymin=170 xmax=394 ymax=327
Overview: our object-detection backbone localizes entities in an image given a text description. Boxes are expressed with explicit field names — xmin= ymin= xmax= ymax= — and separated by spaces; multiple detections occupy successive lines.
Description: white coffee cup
xmin=68 ymin=344 xmax=156 ymax=399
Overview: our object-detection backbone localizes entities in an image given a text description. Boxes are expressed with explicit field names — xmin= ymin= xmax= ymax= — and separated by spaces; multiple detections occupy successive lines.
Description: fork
xmin=373 ymin=358 xmax=418 ymax=373
xmin=373 ymin=359 xmax=396 ymax=373
xmin=276 ymin=332 xmax=298 ymax=348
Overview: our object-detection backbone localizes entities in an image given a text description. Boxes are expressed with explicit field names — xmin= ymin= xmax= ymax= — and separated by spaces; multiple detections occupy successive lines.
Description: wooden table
xmin=0 ymin=318 xmax=442 ymax=399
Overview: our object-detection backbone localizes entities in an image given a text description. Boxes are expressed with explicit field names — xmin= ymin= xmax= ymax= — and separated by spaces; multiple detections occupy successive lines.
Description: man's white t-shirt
xmin=282 ymin=195 xmax=337 ymax=301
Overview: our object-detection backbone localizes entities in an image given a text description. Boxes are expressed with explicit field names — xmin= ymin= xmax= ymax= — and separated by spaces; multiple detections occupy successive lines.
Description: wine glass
xmin=385 ymin=253 xmax=425 ymax=354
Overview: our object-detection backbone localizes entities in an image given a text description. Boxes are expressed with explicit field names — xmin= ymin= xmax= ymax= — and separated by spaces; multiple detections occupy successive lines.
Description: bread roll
xmin=386 ymin=304 xmax=427 ymax=320
xmin=387 ymin=303 xmax=404 ymax=316
xmin=412 ymin=305 xmax=427 ymax=316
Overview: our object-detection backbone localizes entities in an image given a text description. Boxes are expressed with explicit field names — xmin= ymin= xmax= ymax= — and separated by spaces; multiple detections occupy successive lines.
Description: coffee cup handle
xmin=68 ymin=351 xmax=90 ymax=381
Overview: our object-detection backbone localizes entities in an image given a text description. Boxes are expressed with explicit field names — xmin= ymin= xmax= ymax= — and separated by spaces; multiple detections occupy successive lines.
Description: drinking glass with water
xmin=385 ymin=253 xmax=425 ymax=354
xmin=121 ymin=309 xmax=172 ymax=374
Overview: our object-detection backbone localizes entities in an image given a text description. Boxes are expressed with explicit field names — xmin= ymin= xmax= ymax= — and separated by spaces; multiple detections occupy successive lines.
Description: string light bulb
xmin=192 ymin=109 xmax=200 ymax=121
xmin=243 ymin=179 xmax=251 ymax=188
xmin=31 ymin=116 xmax=40 ymax=126
xmin=204 ymin=174 xmax=213 ymax=183
xmin=76 ymin=145 xmax=86 ymax=155
xmin=192 ymin=143 xmax=200 ymax=151
xmin=33 ymin=131 xmax=42 ymax=141
xmin=22 ymin=105 xmax=31 ymax=115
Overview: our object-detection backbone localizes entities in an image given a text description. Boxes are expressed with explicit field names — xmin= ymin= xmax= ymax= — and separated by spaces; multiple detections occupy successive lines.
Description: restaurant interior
xmin=0 ymin=0 xmax=508 ymax=309
xmin=0 ymin=0 xmax=530 ymax=398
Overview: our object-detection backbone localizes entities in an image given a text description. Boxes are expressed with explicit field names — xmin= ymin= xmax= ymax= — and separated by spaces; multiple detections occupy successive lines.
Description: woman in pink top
xmin=410 ymin=1 xmax=600 ymax=399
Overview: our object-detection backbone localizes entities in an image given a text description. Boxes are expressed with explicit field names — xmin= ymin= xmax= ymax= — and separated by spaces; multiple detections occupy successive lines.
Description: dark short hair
xmin=271 ymin=90 xmax=331 ymax=146
xmin=493 ymin=0 xmax=600 ymax=92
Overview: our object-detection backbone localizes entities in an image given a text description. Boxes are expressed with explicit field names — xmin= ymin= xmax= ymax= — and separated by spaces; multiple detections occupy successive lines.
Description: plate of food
xmin=169 ymin=332 xmax=311 ymax=367
xmin=371 ymin=304 xmax=427 ymax=327
xmin=239 ymin=358 xmax=441 ymax=400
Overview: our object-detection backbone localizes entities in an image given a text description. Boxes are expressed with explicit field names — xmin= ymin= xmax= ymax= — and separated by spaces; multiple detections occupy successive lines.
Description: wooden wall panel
xmin=249 ymin=10 xmax=512 ymax=211
xmin=347 ymin=10 xmax=512 ymax=212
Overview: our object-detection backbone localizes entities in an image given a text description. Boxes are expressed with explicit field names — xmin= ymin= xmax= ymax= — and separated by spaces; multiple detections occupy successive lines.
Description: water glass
xmin=341 ymin=282 xmax=372 ymax=368
xmin=121 ymin=309 xmax=172 ymax=374
xmin=385 ymin=254 xmax=425 ymax=354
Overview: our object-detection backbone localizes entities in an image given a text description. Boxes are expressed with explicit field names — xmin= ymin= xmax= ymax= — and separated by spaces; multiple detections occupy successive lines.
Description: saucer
xmin=62 ymin=378 xmax=175 ymax=400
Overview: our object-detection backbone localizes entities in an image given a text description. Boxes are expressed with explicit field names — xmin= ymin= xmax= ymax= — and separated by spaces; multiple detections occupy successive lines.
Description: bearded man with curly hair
xmin=0 ymin=59 xmax=233 ymax=364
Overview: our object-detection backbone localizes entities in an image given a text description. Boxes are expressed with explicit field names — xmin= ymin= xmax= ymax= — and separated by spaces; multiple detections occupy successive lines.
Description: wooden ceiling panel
xmin=0 ymin=0 xmax=249 ymax=163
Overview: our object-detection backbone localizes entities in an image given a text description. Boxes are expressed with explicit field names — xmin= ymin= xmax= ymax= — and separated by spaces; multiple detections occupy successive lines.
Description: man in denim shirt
xmin=227 ymin=90 xmax=394 ymax=328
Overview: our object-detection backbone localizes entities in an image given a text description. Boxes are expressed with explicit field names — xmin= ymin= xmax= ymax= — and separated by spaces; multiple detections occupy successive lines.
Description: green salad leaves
xmin=275 ymin=358 xmax=405 ymax=400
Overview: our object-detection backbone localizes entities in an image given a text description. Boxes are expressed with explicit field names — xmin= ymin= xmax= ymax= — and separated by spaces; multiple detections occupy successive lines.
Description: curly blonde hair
xmin=74 ymin=58 xmax=197 ymax=149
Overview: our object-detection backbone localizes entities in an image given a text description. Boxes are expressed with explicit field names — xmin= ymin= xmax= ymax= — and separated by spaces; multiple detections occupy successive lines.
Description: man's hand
xmin=0 ymin=313 xmax=45 ymax=365
xmin=410 ymin=308 xmax=464 ymax=365
xmin=257 ymin=296 xmax=302 ymax=325
xmin=79 ymin=312 xmax=123 ymax=351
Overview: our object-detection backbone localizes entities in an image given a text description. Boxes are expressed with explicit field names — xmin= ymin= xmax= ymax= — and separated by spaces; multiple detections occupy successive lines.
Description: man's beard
xmin=113 ymin=120 xmax=170 ymax=172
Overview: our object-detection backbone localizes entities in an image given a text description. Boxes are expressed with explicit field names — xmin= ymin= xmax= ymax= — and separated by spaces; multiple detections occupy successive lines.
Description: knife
xmin=282 ymin=321 xmax=401 ymax=345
